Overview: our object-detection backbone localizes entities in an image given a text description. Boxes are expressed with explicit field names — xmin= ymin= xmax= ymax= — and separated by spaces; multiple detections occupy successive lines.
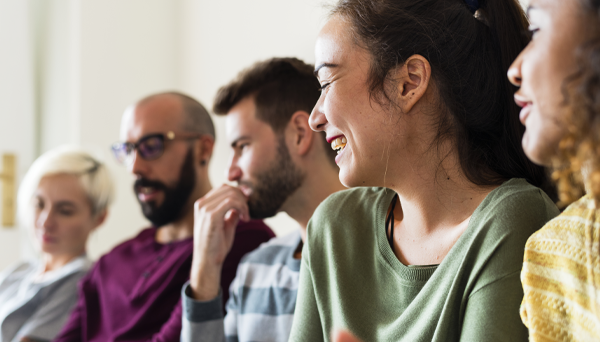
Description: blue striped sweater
xmin=181 ymin=231 xmax=302 ymax=342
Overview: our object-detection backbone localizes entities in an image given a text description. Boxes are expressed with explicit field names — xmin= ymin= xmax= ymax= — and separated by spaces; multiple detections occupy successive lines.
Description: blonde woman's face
xmin=33 ymin=174 xmax=100 ymax=257
xmin=508 ymin=0 xmax=588 ymax=165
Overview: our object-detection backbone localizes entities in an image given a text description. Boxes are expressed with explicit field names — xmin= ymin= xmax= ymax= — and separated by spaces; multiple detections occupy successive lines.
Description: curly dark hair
xmin=552 ymin=17 xmax=600 ymax=207
xmin=331 ymin=0 xmax=554 ymax=196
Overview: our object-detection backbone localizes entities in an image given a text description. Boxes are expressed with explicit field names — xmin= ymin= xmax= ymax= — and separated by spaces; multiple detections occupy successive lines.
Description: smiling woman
xmin=507 ymin=0 xmax=600 ymax=339
xmin=289 ymin=0 xmax=560 ymax=341
xmin=0 ymin=146 xmax=113 ymax=342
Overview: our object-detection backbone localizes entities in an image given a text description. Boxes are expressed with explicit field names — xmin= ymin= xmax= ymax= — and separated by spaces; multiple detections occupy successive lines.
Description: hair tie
xmin=464 ymin=0 xmax=479 ymax=14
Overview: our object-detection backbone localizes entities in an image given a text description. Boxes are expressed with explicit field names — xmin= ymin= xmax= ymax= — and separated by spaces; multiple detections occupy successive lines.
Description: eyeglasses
xmin=111 ymin=131 xmax=201 ymax=165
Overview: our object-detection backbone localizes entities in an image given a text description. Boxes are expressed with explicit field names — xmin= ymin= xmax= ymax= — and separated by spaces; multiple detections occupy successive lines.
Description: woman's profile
xmin=508 ymin=0 xmax=600 ymax=339
xmin=290 ymin=0 xmax=559 ymax=340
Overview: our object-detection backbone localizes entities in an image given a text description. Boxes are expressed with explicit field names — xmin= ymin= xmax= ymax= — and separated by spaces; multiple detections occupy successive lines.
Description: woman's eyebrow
xmin=55 ymin=201 xmax=77 ymax=208
xmin=314 ymin=63 xmax=339 ymax=78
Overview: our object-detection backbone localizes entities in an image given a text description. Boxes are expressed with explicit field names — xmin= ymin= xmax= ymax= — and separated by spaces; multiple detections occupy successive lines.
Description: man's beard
xmin=134 ymin=148 xmax=196 ymax=227
xmin=242 ymin=138 xmax=305 ymax=219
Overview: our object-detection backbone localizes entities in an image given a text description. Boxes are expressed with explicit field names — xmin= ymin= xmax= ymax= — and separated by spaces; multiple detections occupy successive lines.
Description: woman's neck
xmin=386 ymin=149 xmax=499 ymax=265
xmin=42 ymin=252 xmax=82 ymax=273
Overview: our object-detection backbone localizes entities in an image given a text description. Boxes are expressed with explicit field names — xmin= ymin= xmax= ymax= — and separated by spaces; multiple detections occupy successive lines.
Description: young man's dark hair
xmin=213 ymin=57 xmax=337 ymax=163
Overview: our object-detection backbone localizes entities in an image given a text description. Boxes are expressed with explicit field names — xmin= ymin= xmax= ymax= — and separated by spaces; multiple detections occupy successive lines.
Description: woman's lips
xmin=326 ymin=134 xmax=344 ymax=144
xmin=327 ymin=134 xmax=347 ymax=164
xmin=519 ymin=104 xmax=532 ymax=124
xmin=42 ymin=234 xmax=57 ymax=244
xmin=514 ymin=95 xmax=533 ymax=125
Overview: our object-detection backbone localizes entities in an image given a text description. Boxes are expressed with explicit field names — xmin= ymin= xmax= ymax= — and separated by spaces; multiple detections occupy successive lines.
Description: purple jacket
xmin=54 ymin=221 xmax=274 ymax=342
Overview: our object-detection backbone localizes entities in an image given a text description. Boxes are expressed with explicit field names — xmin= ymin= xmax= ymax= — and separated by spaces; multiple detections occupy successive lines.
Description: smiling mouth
xmin=136 ymin=186 xmax=160 ymax=202
xmin=331 ymin=136 xmax=347 ymax=155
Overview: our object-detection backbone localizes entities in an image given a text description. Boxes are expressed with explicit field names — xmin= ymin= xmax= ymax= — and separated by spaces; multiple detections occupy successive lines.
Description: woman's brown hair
xmin=331 ymin=0 xmax=554 ymax=196
xmin=552 ymin=0 xmax=600 ymax=207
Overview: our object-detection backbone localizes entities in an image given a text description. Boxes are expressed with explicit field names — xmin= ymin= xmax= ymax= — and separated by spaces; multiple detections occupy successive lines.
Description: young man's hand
xmin=332 ymin=330 xmax=363 ymax=342
xmin=189 ymin=184 xmax=250 ymax=301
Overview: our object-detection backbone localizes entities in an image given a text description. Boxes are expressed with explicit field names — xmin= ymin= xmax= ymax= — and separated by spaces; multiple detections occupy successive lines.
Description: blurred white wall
xmin=0 ymin=0 xmax=36 ymax=271
xmin=34 ymin=0 xmax=184 ymax=260
xmin=180 ymin=0 xmax=331 ymax=239
xmin=1 ymin=0 xmax=331 ymax=268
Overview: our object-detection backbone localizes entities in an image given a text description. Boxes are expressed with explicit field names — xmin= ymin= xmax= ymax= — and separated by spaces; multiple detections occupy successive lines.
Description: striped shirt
xmin=182 ymin=231 xmax=302 ymax=342
xmin=521 ymin=195 xmax=600 ymax=341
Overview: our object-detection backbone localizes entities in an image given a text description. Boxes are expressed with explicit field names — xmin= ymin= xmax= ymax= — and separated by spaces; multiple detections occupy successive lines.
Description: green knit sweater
xmin=289 ymin=179 xmax=559 ymax=342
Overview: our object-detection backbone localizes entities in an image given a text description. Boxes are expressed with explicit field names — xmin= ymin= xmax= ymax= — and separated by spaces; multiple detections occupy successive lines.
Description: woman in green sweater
xmin=289 ymin=0 xmax=559 ymax=341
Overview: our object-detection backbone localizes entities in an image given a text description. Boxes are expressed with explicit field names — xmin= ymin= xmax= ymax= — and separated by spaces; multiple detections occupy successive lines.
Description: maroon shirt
xmin=54 ymin=221 xmax=274 ymax=342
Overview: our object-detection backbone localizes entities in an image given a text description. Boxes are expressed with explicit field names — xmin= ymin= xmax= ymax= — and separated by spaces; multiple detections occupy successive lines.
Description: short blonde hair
xmin=17 ymin=146 xmax=115 ymax=226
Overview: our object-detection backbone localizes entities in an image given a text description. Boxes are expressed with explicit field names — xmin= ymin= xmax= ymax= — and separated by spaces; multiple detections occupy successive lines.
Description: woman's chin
xmin=523 ymin=136 xmax=554 ymax=167
xmin=339 ymin=169 xmax=371 ymax=188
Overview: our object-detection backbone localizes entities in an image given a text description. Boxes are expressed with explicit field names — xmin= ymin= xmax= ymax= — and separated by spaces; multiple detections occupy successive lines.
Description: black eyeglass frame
xmin=111 ymin=131 xmax=202 ymax=165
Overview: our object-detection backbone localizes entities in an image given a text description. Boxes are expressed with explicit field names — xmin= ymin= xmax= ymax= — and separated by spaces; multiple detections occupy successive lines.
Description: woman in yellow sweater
xmin=507 ymin=0 xmax=600 ymax=340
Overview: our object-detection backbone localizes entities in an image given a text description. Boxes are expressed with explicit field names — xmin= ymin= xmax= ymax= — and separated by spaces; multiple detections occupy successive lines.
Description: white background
xmin=0 ymin=0 xmax=331 ymax=270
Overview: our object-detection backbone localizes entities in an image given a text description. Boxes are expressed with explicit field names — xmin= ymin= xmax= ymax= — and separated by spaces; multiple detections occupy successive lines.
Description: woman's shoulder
xmin=315 ymin=187 xmax=388 ymax=214
xmin=474 ymin=178 xmax=559 ymax=231
xmin=527 ymin=195 xmax=597 ymax=247
xmin=0 ymin=260 xmax=36 ymax=282
xmin=307 ymin=187 xmax=390 ymax=244
xmin=462 ymin=179 xmax=559 ymax=269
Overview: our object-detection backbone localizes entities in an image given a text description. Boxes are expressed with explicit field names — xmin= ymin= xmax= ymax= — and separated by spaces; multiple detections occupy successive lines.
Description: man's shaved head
xmin=137 ymin=91 xmax=215 ymax=139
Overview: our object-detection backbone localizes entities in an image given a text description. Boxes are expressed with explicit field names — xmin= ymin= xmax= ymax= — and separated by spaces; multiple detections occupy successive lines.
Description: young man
xmin=54 ymin=92 xmax=274 ymax=342
xmin=181 ymin=58 xmax=345 ymax=341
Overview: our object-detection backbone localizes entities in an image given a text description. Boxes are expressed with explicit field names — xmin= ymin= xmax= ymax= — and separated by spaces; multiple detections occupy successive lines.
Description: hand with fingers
xmin=332 ymin=330 xmax=363 ymax=342
xmin=189 ymin=184 xmax=250 ymax=301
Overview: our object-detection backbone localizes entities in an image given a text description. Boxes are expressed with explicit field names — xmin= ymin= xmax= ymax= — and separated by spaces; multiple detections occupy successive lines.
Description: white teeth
xmin=141 ymin=187 xmax=154 ymax=194
xmin=330 ymin=137 xmax=347 ymax=154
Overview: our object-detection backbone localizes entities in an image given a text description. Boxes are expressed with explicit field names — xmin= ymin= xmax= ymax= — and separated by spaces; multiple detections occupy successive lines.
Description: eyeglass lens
xmin=138 ymin=135 xmax=164 ymax=160
xmin=111 ymin=134 xmax=166 ymax=164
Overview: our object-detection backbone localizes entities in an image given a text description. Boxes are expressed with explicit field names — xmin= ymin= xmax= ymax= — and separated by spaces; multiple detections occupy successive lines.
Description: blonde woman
xmin=0 ymin=147 xmax=114 ymax=342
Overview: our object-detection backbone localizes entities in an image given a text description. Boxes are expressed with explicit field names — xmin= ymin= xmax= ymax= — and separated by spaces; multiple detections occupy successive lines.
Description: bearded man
xmin=54 ymin=92 xmax=274 ymax=342
xmin=181 ymin=58 xmax=345 ymax=341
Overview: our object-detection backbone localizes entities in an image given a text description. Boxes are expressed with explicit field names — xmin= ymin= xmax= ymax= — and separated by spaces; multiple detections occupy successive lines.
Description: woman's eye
xmin=318 ymin=83 xmax=331 ymax=92
xmin=528 ymin=25 xmax=539 ymax=37
xmin=59 ymin=209 xmax=75 ymax=216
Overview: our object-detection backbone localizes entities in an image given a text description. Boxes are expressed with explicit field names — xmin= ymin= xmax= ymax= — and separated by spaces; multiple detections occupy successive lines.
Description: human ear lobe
xmin=196 ymin=136 xmax=214 ymax=166
xmin=289 ymin=111 xmax=313 ymax=156
xmin=397 ymin=55 xmax=431 ymax=113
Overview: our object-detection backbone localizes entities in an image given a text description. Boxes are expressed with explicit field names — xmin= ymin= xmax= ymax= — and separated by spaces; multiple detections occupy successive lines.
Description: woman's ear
xmin=287 ymin=111 xmax=313 ymax=157
xmin=92 ymin=209 xmax=108 ymax=230
xmin=395 ymin=54 xmax=431 ymax=113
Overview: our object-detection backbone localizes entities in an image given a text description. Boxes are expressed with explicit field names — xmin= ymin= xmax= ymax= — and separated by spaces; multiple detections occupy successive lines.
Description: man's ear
xmin=287 ymin=111 xmax=313 ymax=157
xmin=395 ymin=54 xmax=431 ymax=114
xmin=196 ymin=136 xmax=215 ymax=166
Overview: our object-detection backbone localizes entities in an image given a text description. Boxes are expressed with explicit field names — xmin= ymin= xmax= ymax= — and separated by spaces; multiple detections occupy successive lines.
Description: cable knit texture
xmin=521 ymin=195 xmax=600 ymax=341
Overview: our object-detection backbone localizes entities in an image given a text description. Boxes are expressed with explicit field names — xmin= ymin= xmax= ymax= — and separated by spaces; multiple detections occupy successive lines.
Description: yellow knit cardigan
xmin=521 ymin=195 xmax=600 ymax=341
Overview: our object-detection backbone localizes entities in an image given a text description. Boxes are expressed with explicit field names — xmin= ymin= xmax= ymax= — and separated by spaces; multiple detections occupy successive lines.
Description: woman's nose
xmin=508 ymin=53 xmax=524 ymax=87
xmin=37 ymin=209 xmax=54 ymax=230
xmin=309 ymin=97 xmax=328 ymax=132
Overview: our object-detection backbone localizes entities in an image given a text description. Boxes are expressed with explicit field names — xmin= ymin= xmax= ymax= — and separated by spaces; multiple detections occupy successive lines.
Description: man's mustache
xmin=134 ymin=178 xmax=167 ymax=192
